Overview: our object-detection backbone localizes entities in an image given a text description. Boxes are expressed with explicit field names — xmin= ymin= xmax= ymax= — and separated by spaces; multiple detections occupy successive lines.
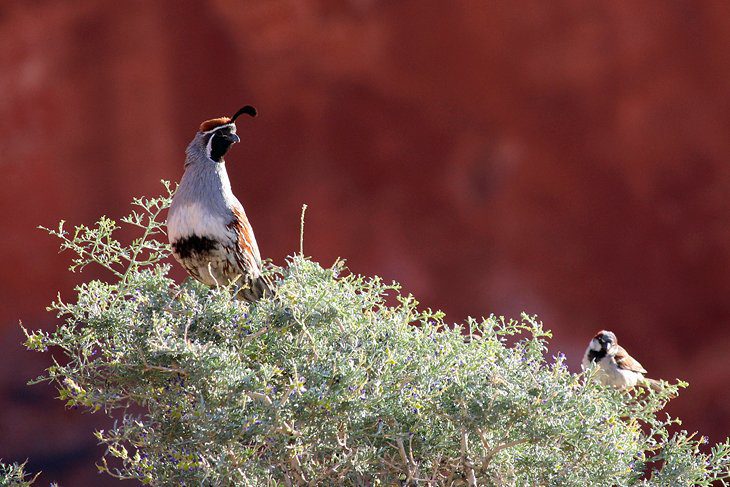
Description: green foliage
xmin=23 ymin=184 xmax=730 ymax=486
xmin=0 ymin=461 xmax=39 ymax=487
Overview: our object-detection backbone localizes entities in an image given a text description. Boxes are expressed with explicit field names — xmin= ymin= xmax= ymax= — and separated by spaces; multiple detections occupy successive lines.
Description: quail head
xmin=582 ymin=330 xmax=662 ymax=391
xmin=167 ymin=105 xmax=272 ymax=302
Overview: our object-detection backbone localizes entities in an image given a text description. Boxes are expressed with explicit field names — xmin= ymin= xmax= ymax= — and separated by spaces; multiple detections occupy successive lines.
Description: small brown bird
xmin=581 ymin=330 xmax=662 ymax=391
xmin=167 ymin=105 xmax=272 ymax=302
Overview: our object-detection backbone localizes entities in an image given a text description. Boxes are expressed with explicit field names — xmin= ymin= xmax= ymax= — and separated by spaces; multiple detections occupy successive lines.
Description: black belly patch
xmin=172 ymin=235 xmax=218 ymax=259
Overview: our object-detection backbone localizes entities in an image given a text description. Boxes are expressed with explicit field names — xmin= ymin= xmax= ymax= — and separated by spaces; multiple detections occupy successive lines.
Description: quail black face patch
xmin=210 ymin=130 xmax=233 ymax=162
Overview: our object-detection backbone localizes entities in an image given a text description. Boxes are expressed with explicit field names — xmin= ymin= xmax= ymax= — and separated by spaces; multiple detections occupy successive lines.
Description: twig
xmin=299 ymin=204 xmax=308 ymax=256
xmin=143 ymin=364 xmax=187 ymax=375
xmin=246 ymin=391 xmax=273 ymax=406
xmin=429 ymin=454 xmax=442 ymax=484
xmin=461 ymin=430 xmax=477 ymax=486
xmin=241 ymin=326 xmax=269 ymax=346
xmin=290 ymin=455 xmax=308 ymax=485
xmin=395 ymin=437 xmax=416 ymax=483
xmin=483 ymin=438 xmax=531 ymax=469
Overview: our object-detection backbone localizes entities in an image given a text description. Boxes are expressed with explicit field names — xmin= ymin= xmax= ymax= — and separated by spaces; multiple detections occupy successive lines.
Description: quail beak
xmin=228 ymin=133 xmax=241 ymax=144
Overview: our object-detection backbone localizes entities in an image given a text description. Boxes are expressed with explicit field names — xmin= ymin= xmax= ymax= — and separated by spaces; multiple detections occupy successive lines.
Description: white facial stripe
xmin=589 ymin=338 xmax=602 ymax=351
xmin=206 ymin=133 xmax=214 ymax=159
xmin=201 ymin=123 xmax=236 ymax=135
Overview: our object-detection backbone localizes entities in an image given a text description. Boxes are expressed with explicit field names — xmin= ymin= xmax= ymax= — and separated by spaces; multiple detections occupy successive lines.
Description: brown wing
xmin=226 ymin=206 xmax=272 ymax=301
xmin=613 ymin=345 xmax=647 ymax=374
xmin=227 ymin=206 xmax=263 ymax=273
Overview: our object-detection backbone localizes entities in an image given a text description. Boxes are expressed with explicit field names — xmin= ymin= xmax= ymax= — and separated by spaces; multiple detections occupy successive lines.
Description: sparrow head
xmin=186 ymin=105 xmax=257 ymax=165
xmin=589 ymin=330 xmax=617 ymax=353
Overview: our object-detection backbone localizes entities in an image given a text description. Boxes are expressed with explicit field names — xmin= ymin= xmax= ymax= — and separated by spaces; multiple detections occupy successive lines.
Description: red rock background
xmin=2 ymin=0 xmax=730 ymax=484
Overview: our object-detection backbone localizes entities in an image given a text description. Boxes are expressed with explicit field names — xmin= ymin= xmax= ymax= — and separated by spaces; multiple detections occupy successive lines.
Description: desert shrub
xmin=22 ymin=185 xmax=730 ymax=486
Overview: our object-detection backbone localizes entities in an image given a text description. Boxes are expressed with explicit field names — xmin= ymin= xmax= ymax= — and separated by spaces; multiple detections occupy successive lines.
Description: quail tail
xmin=237 ymin=274 xmax=274 ymax=303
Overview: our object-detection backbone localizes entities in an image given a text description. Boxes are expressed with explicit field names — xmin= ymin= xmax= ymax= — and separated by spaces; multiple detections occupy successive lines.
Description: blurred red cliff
xmin=1 ymin=1 xmax=730 ymax=484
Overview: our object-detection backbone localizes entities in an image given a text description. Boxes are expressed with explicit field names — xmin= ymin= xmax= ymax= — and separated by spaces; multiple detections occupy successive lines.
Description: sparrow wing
xmin=613 ymin=345 xmax=647 ymax=374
